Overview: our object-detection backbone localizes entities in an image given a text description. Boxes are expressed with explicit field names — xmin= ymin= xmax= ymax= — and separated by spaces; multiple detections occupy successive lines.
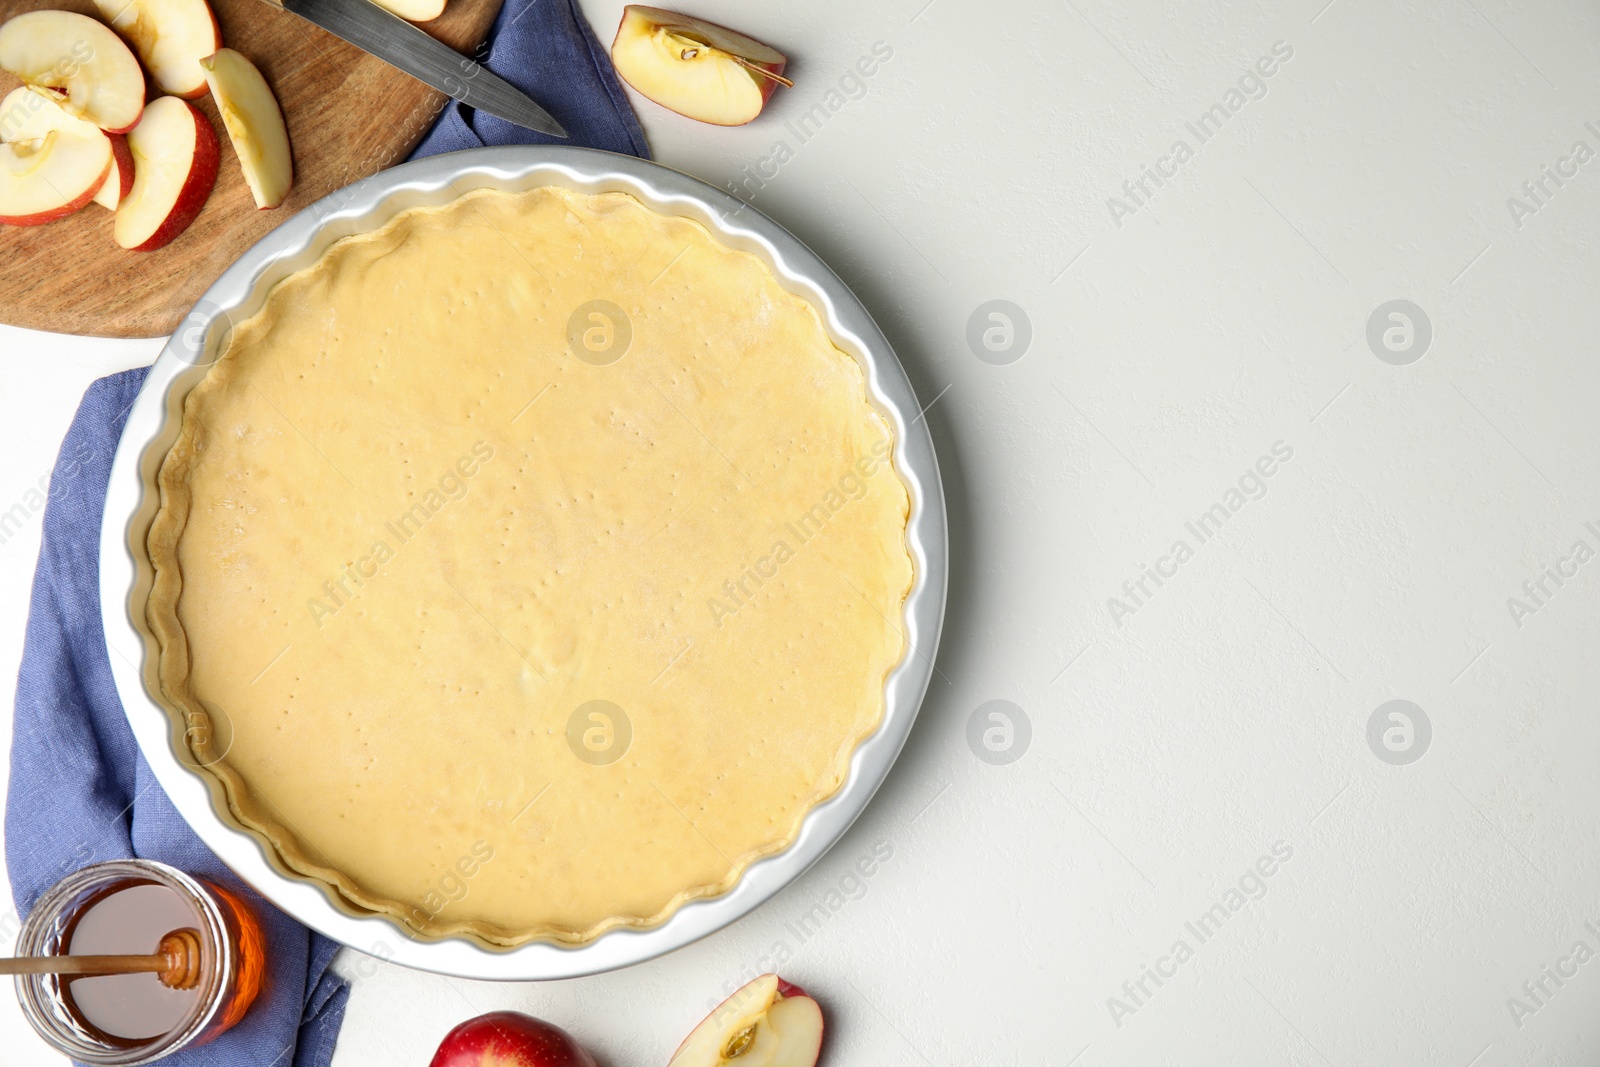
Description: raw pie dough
xmin=146 ymin=187 xmax=914 ymax=946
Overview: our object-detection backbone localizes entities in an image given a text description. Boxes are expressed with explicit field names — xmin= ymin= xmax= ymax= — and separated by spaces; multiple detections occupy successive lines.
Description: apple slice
xmin=611 ymin=6 xmax=790 ymax=126
xmin=95 ymin=134 xmax=135 ymax=208
xmin=0 ymin=85 xmax=132 ymax=211
xmin=370 ymin=0 xmax=447 ymax=22
xmin=93 ymin=0 xmax=223 ymax=100
xmin=668 ymin=975 xmax=824 ymax=1067
xmin=115 ymin=95 xmax=218 ymax=250
xmin=0 ymin=128 xmax=111 ymax=225
xmin=200 ymin=49 xmax=292 ymax=209
xmin=0 ymin=10 xmax=146 ymax=133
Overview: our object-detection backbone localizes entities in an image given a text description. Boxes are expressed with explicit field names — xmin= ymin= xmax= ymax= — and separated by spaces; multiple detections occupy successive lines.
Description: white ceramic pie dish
xmin=98 ymin=146 xmax=947 ymax=980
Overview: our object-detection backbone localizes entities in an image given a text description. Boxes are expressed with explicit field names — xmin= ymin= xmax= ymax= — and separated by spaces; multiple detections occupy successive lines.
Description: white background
xmin=5 ymin=0 xmax=1600 ymax=1062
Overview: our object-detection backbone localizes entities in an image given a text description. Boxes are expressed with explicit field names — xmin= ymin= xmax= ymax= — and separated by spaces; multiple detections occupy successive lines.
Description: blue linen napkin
xmin=6 ymin=2 xmax=648 ymax=1063
xmin=410 ymin=0 xmax=650 ymax=160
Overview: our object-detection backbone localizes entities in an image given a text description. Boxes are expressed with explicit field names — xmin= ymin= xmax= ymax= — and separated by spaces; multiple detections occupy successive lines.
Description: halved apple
xmin=370 ymin=0 xmax=447 ymax=22
xmin=611 ymin=6 xmax=789 ymax=126
xmin=668 ymin=975 xmax=824 ymax=1067
xmin=0 ymin=10 xmax=146 ymax=134
xmin=93 ymin=0 xmax=223 ymax=100
xmin=200 ymin=49 xmax=292 ymax=209
xmin=114 ymin=95 xmax=218 ymax=250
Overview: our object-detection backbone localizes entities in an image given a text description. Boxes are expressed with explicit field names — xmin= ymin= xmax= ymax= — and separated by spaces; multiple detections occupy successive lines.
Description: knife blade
xmin=269 ymin=0 xmax=567 ymax=137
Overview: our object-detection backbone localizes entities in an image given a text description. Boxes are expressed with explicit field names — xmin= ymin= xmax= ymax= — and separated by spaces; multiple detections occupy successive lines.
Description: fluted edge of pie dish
xmin=99 ymin=146 xmax=947 ymax=980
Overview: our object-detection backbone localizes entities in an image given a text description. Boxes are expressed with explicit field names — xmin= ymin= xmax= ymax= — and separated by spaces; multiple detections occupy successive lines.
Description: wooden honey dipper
xmin=0 ymin=928 xmax=204 ymax=989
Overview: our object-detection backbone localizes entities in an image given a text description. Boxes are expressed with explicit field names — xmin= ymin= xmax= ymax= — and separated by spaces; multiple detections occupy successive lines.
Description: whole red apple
xmin=429 ymin=1011 xmax=598 ymax=1067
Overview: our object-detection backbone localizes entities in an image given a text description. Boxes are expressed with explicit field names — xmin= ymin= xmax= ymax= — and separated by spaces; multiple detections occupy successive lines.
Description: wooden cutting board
xmin=0 ymin=0 xmax=501 ymax=338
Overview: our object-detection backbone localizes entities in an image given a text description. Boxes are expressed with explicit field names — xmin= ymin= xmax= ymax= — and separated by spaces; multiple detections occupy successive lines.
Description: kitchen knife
xmin=262 ymin=0 xmax=567 ymax=137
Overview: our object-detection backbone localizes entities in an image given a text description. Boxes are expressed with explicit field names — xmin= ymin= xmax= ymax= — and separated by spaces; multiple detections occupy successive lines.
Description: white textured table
xmin=5 ymin=0 xmax=1600 ymax=1062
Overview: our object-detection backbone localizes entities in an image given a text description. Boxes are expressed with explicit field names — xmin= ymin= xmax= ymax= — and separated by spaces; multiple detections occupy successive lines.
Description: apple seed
xmin=722 ymin=1024 xmax=757 ymax=1058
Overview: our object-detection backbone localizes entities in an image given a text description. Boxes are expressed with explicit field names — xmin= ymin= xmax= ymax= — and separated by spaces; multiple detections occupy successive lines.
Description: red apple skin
xmin=126 ymin=98 xmax=218 ymax=251
xmin=429 ymin=1012 xmax=598 ymax=1067
xmin=775 ymin=977 xmax=809 ymax=1000
xmin=0 ymin=158 xmax=108 ymax=225
xmin=107 ymin=133 xmax=134 ymax=201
